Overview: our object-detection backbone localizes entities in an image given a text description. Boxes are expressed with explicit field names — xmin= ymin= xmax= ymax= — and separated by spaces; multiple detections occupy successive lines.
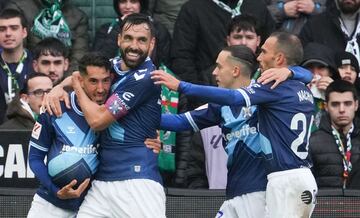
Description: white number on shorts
xmin=290 ymin=113 xmax=314 ymax=159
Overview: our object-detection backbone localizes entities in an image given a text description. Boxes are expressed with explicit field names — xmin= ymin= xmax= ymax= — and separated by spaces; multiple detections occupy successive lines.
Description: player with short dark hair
xmin=152 ymin=32 xmax=318 ymax=217
xmin=43 ymin=13 xmax=165 ymax=217
xmin=27 ymin=52 xmax=111 ymax=217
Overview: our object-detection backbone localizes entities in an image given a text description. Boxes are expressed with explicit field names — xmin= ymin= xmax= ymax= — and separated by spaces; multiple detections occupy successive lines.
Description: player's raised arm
xmin=151 ymin=70 xmax=247 ymax=106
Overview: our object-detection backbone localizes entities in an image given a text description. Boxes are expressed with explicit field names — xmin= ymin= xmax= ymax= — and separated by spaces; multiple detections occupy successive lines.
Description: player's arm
xmin=152 ymin=70 xmax=247 ymax=106
xmin=72 ymin=73 xmax=115 ymax=131
xmin=161 ymin=104 xmax=221 ymax=131
xmin=257 ymin=66 xmax=313 ymax=89
xmin=28 ymin=144 xmax=60 ymax=195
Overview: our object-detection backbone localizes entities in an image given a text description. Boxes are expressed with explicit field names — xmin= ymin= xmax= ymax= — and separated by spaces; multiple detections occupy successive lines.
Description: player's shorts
xmin=266 ymin=167 xmax=318 ymax=218
xmin=215 ymin=191 xmax=265 ymax=218
xmin=27 ymin=194 xmax=76 ymax=218
xmin=77 ymin=179 xmax=166 ymax=218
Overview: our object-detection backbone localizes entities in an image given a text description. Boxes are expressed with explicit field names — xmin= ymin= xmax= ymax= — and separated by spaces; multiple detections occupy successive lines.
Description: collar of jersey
xmin=111 ymin=56 xmax=152 ymax=76
xmin=70 ymin=91 xmax=84 ymax=116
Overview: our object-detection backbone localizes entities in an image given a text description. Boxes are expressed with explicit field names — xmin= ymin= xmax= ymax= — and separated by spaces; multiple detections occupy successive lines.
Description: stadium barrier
xmin=1 ymin=130 xmax=360 ymax=217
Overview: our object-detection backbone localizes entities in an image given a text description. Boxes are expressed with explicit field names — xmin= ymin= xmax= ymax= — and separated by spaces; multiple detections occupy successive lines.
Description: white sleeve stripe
xmin=30 ymin=141 xmax=48 ymax=152
xmin=237 ymin=89 xmax=251 ymax=107
xmin=185 ymin=112 xmax=200 ymax=132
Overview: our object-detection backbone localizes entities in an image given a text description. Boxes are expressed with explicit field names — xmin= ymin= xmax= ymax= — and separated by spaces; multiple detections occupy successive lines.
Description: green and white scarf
xmin=32 ymin=0 xmax=72 ymax=47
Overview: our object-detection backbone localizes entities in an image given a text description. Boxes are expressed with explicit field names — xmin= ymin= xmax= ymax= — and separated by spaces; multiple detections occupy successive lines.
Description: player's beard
xmin=120 ymin=47 xmax=147 ymax=69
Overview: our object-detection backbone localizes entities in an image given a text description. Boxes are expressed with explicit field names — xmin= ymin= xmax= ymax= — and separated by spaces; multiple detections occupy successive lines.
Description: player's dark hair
xmin=223 ymin=45 xmax=257 ymax=76
xmin=78 ymin=52 xmax=111 ymax=75
xmin=120 ymin=13 xmax=155 ymax=38
xmin=0 ymin=8 xmax=27 ymax=28
xmin=227 ymin=14 xmax=260 ymax=36
xmin=270 ymin=32 xmax=303 ymax=66
xmin=20 ymin=72 xmax=50 ymax=94
xmin=33 ymin=37 xmax=69 ymax=60
xmin=325 ymin=80 xmax=358 ymax=102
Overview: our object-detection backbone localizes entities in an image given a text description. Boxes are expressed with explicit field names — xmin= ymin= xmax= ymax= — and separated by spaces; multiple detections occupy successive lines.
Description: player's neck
xmin=1 ymin=46 xmax=24 ymax=63
xmin=235 ymin=77 xmax=250 ymax=89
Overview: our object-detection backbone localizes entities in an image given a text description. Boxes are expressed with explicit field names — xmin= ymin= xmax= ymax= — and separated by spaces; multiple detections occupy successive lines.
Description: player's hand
xmin=42 ymin=85 xmax=69 ymax=117
xmin=72 ymin=71 xmax=82 ymax=92
xmin=145 ymin=136 xmax=162 ymax=154
xmin=151 ymin=70 xmax=180 ymax=91
xmin=257 ymin=67 xmax=291 ymax=89
xmin=316 ymin=76 xmax=333 ymax=91
xmin=56 ymin=178 xmax=90 ymax=200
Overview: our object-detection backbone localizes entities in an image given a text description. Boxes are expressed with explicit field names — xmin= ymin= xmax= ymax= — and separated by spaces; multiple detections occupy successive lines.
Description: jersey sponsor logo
xmin=122 ymin=92 xmax=135 ymax=101
xmin=225 ymin=124 xmax=257 ymax=141
xmin=61 ymin=144 xmax=99 ymax=155
xmin=31 ymin=122 xmax=42 ymax=140
xmin=297 ymin=90 xmax=314 ymax=104
xmin=134 ymin=72 xmax=145 ymax=81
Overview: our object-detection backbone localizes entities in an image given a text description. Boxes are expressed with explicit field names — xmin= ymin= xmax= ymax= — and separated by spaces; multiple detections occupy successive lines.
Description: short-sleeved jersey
xmin=161 ymin=103 xmax=267 ymax=199
xmin=29 ymin=92 xmax=100 ymax=211
xmin=96 ymin=57 xmax=162 ymax=183
xmin=179 ymin=79 xmax=314 ymax=174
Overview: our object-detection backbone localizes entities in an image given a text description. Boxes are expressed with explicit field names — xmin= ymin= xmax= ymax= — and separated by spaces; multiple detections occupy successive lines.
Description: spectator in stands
xmin=0 ymin=9 xmax=32 ymax=105
xmin=93 ymin=0 xmax=171 ymax=68
xmin=309 ymin=80 xmax=360 ymax=189
xmin=32 ymin=37 xmax=69 ymax=86
xmin=148 ymin=0 xmax=187 ymax=35
xmin=266 ymin=0 xmax=326 ymax=34
xmin=301 ymin=42 xmax=340 ymax=132
xmin=0 ymin=72 xmax=52 ymax=129
xmin=5 ymin=0 xmax=88 ymax=72
xmin=335 ymin=51 xmax=359 ymax=85
xmin=300 ymin=0 xmax=360 ymax=64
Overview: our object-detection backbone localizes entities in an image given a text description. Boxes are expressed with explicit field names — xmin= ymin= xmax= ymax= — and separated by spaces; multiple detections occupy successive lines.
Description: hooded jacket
xmin=5 ymin=0 xmax=89 ymax=72
xmin=0 ymin=97 xmax=35 ymax=129
xmin=309 ymin=114 xmax=360 ymax=189
xmin=299 ymin=0 xmax=360 ymax=53
xmin=92 ymin=0 xmax=171 ymax=67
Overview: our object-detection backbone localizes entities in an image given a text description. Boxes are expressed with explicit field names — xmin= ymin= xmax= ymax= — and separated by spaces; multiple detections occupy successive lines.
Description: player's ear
xmin=149 ymin=36 xmax=155 ymax=56
xmin=117 ymin=33 xmax=122 ymax=47
xmin=233 ymin=66 xmax=240 ymax=77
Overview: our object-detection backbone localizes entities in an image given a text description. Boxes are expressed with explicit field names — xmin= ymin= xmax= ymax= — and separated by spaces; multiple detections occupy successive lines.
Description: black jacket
xmin=0 ymin=97 xmax=35 ymax=130
xmin=309 ymin=114 xmax=360 ymax=189
xmin=299 ymin=1 xmax=358 ymax=53
xmin=92 ymin=0 xmax=171 ymax=67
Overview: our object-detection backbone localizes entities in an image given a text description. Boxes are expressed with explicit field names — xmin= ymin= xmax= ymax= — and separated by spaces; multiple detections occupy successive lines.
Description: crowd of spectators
xmin=0 ymin=0 xmax=360 ymax=191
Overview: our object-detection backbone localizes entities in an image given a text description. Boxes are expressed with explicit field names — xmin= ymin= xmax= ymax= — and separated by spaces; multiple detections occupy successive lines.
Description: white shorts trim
xmin=27 ymin=194 xmax=76 ymax=218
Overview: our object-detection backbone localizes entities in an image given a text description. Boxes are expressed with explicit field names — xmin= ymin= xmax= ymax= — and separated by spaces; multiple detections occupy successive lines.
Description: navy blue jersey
xmin=179 ymin=79 xmax=314 ymax=173
xmin=96 ymin=57 xmax=162 ymax=183
xmin=161 ymin=103 xmax=267 ymax=199
xmin=29 ymin=92 xmax=100 ymax=211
